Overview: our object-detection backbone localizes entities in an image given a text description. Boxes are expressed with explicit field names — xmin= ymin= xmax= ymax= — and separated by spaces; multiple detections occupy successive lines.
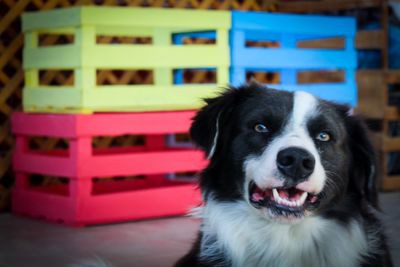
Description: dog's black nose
xmin=276 ymin=147 xmax=315 ymax=181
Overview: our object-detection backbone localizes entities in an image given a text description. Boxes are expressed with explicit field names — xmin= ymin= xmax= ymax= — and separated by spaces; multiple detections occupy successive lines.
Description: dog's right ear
xmin=190 ymin=89 xmax=237 ymax=159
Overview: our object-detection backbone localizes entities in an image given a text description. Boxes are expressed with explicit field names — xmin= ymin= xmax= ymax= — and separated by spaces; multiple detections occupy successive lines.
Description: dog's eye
xmin=316 ymin=131 xmax=330 ymax=142
xmin=254 ymin=124 xmax=268 ymax=133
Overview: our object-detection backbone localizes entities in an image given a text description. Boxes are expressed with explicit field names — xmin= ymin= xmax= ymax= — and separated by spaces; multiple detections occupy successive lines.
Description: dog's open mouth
xmin=248 ymin=181 xmax=320 ymax=218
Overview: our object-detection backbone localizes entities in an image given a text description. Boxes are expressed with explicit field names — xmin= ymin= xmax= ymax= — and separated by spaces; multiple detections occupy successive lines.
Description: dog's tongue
xmin=251 ymin=186 xmax=265 ymax=202
xmin=278 ymin=189 xmax=289 ymax=199
xmin=278 ymin=188 xmax=302 ymax=201
xmin=252 ymin=192 xmax=264 ymax=202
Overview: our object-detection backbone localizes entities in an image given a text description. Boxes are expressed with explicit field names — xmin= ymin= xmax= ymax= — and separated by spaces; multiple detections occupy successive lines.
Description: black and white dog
xmin=175 ymin=84 xmax=393 ymax=267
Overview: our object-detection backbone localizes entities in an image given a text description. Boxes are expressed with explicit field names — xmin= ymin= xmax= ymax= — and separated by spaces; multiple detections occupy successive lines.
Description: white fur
xmin=244 ymin=91 xmax=326 ymax=194
xmin=198 ymin=200 xmax=370 ymax=267
xmin=208 ymin=113 xmax=221 ymax=159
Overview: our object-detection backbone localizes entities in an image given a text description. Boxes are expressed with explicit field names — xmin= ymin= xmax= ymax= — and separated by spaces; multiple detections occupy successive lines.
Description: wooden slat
xmin=24 ymin=45 xmax=230 ymax=69
xmin=234 ymin=48 xmax=356 ymax=69
xmin=12 ymin=111 xmax=197 ymax=137
xmin=23 ymin=7 xmax=231 ymax=31
xmin=387 ymin=70 xmax=400 ymax=84
xmin=356 ymin=30 xmax=385 ymax=49
xmin=277 ymin=0 xmax=381 ymax=13
xmin=88 ymin=45 xmax=229 ymax=68
xmin=298 ymin=70 xmax=344 ymax=83
xmin=233 ymin=11 xmax=356 ymax=36
xmin=85 ymin=85 xmax=222 ymax=112
xmin=355 ymin=70 xmax=386 ymax=119
xmin=383 ymin=137 xmax=400 ymax=152
xmin=23 ymin=45 xmax=80 ymax=69
xmin=381 ymin=0 xmax=389 ymax=69
xmin=298 ymin=37 xmax=344 ymax=49
xmin=298 ymin=30 xmax=384 ymax=50
xmin=384 ymin=106 xmax=400 ymax=120
xmin=382 ymin=176 xmax=400 ymax=190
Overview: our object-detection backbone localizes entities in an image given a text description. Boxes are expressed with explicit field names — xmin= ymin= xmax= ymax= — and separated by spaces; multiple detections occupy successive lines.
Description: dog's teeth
xmin=272 ymin=188 xmax=308 ymax=207
xmin=272 ymin=188 xmax=280 ymax=201
xmin=299 ymin=192 xmax=308 ymax=205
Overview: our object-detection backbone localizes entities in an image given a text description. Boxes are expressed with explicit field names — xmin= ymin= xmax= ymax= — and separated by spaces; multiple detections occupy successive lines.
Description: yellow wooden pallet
xmin=22 ymin=7 xmax=231 ymax=113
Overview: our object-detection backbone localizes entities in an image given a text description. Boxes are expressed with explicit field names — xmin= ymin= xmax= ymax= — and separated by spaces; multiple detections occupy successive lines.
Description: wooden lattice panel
xmin=0 ymin=0 xmax=276 ymax=211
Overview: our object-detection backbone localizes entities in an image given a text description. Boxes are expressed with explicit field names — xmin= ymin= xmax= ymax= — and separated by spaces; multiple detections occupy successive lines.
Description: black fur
xmin=176 ymin=84 xmax=392 ymax=267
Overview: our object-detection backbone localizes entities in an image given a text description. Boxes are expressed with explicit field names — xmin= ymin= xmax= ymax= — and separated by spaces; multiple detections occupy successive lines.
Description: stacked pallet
xmin=12 ymin=7 xmax=231 ymax=226
xmin=12 ymin=6 xmax=360 ymax=226
xmin=229 ymin=11 xmax=357 ymax=105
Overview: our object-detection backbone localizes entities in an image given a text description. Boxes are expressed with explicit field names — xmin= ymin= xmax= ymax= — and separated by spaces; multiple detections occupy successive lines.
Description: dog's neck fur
xmin=197 ymin=200 xmax=370 ymax=267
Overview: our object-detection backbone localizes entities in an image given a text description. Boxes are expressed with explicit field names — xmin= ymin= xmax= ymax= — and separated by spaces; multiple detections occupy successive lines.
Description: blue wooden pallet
xmin=230 ymin=11 xmax=357 ymax=106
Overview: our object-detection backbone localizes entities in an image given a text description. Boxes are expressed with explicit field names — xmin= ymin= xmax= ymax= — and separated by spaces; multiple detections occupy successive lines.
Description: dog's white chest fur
xmin=198 ymin=201 xmax=369 ymax=267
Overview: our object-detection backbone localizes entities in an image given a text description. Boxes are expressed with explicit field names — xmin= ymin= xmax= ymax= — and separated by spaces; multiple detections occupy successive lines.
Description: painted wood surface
xmin=12 ymin=111 xmax=206 ymax=226
xmin=230 ymin=11 xmax=357 ymax=106
xmin=22 ymin=7 xmax=231 ymax=113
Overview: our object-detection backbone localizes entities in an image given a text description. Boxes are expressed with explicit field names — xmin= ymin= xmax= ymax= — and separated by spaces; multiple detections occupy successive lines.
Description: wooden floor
xmin=0 ymin=192 xmax=399 ymax=267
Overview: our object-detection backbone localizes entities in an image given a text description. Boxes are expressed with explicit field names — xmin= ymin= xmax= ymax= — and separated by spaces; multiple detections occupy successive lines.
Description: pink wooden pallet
xmin=12 ymin=111 xmax=206 ymax=226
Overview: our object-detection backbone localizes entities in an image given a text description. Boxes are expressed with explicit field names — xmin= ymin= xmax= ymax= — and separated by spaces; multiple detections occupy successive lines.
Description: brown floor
xmin=0 ymin=192 xmax=399 ymax=267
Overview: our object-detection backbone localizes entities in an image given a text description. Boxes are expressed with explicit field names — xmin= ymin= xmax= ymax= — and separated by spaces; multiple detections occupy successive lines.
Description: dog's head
xmin=191 ymin=84 xmax=377 ymax=223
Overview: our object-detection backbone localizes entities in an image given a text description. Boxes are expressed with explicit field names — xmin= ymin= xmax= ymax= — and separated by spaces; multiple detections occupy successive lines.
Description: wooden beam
xmin=387 ymin=70 xmax=400 ymax=84
xmin=355 ymin=70 xmax=386 ymax=119
xmin=382 ymin=175 xmax=400 ymax=190
xmin=383 ymin=137 xmax=400 ymax=152
xmin=298 ymin=30 xmax=384 ymax=50
xmin=277 ymin=0 xmax=382 ymax=13
xmin=384 ymin=106 xmax=400 ymax=120
xmin=381 ymin=0 xmax=389 ymax=69
xmin=298 ymin=37 xmax=344 ymax=49
xmin=356 ymin=30 xmax=385 ymax=49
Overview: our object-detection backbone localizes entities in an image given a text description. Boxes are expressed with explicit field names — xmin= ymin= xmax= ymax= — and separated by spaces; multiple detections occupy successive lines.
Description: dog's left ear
xmin=344 ymin=112 xmax=378 ymax=208
xmin=190 ymin=89 xmax=237 ymax=159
